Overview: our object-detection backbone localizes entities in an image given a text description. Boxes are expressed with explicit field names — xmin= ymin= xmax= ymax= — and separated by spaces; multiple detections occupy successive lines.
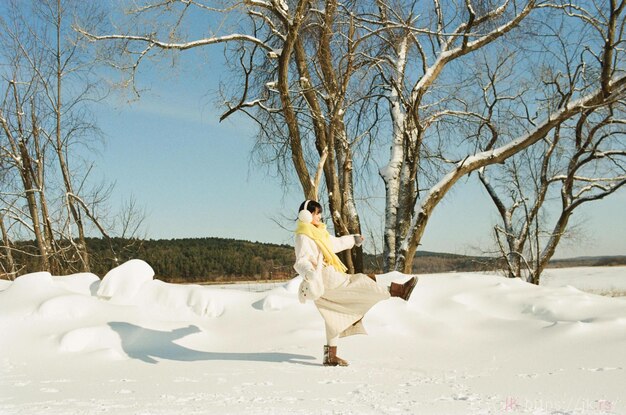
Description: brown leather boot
xmin=389 ymin=276 xmax=418 ymax=301
xmin=323 ymin=345 xmax=349 ymax=367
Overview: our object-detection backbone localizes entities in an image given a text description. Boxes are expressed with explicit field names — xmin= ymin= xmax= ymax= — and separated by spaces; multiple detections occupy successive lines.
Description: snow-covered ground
xmin=1 ymin=262 xmax=625 ymax=415
xmin=541 ymin=266 xmax=626 ymax=297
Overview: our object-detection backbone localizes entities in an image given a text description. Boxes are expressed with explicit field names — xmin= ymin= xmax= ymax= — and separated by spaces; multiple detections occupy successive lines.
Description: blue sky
xmin=69 ymin=1 xmax=624 ymax=260
xmin=89 ymin=47 xmax=626 ymax=259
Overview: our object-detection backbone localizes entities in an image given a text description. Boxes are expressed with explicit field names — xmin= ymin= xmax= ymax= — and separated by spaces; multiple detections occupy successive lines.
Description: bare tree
xmin=479 ymin=103 xmax=626 ymax=283
xmin=0 ymin=64 xmax=55 ymax=271
xmin=77 ymin=0 xmax=386 ymax=272
xmin=363 ymin=0 xmax=626 ymax=272
xmin=0 ymin=0 xmax=122 ymax=276
xmin=78 ymin=0 xmax=626 ymax=275
xmin=470 ymin=1 xmax=626 ymax=283
xmin=0 ymin=207 xmax=18 ymax=279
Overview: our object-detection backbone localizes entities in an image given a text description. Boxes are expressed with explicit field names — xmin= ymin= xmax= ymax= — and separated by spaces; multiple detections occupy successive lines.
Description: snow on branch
xmin=75 ymin=27 xmax=273 ymax=52
xmin=244 ymin=0 xmax=289 ymax=22
xmin=447 ymin=0 xmax=533 ymax=58
xmin=66 ymin=193 xmax=111 ymax=240
xmin=537 ymin=3 xmax=605 ymax=34
xmin=572 ymin=179 xmax=626 ymax=200
xmin=460 ymin=75 xmax=626 ymax=171
xmin=394 ymin=74 xmax=626 ymax=270
xmin=221 ymin=98 xmax=281 ymax=121
xmin=551 ymin=175 xmax=626 ymax=183
xmin=408 ymin=1 xmax=534 ymax=102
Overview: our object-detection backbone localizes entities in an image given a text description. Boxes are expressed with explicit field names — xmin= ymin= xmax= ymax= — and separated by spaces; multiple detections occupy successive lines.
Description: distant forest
xmin=3 ymin=237 xmax=625 ymax=283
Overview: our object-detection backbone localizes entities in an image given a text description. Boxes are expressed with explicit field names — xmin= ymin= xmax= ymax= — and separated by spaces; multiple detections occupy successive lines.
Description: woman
xmin=294 ymin=200 xmax=417 ymax=367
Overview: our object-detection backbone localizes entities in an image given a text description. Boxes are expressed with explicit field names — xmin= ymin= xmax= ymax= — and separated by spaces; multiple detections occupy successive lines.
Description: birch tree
xmin=480 ymin=106 xmax=626 ymax=283
xmin=79 ymin=0 xmax=626 ymax=275
xmin=475 ymin=0 xmax=626 ymax=283
xmin=0 ymin=10 xmax=56 ymax=272
xmin=0 ymin=0 xmax=116 ymax=275
xmin=0 ymin=213 xmax=17 ymax=278
xmin=366 ymin=0 xmax=626 ymax=272
xmin=78 ymin=0 xmax=386 ymax=272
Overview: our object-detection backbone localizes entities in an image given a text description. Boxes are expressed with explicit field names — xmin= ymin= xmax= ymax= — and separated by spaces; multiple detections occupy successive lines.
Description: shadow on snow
xmin=107 ymin=322 xmax=316 ymax=365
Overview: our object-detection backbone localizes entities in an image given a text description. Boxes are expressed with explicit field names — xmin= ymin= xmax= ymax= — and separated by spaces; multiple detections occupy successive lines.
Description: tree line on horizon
xmin=1 ymin=237 xmax=294 ymax=283
xmin=2 ymin=236 xmax=624 ymax=283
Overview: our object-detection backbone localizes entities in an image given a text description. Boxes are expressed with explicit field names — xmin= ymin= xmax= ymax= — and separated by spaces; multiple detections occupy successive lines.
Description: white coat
xmin=294 ymin=233 xmax=390 ymax=340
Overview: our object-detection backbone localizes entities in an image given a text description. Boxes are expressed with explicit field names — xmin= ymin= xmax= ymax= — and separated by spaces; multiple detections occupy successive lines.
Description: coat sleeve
xmin=329 ymin=234 xmax=356 ymax=253
xmin=294 ymin=234 xmax=320 ymax=278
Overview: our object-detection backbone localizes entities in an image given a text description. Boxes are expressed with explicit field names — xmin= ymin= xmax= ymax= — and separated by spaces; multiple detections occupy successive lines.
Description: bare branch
xmin=75 ymin=27 xmax=273 ymax=52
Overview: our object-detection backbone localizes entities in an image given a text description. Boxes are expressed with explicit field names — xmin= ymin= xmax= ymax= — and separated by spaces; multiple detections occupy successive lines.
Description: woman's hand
xmin=304 ymin=269 xmax=318 ymax=282
xmin=354 ymin=234 xmax=365 ymax=247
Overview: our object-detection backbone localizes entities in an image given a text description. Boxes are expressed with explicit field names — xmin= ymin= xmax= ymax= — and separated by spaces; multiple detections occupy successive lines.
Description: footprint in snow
xmin=580 ymin=367 xmax=623 ymax=372
xmin=41 ymin=379 xmax=70 ymax=384
xmin=240 ymin=381 xmax=274 ymax=386
xmin=173 ymin=377 xmax=200 ymax=383
xmin=436 ymin=393 xmax=481 ymax=402
xmin=399 ymin=376 xmax=433 ymax=386
xmin=517 ymin=373 xmax=539 ymax=378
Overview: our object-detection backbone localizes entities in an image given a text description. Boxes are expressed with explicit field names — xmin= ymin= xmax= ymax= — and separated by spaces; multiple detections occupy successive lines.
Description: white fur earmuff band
xmin=298 ymin=200 xmax=313 ymax=223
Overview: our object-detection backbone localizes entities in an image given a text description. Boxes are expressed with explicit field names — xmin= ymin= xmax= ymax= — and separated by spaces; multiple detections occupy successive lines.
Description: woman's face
xmin=311 ymin=208 xmax=322 ymax=226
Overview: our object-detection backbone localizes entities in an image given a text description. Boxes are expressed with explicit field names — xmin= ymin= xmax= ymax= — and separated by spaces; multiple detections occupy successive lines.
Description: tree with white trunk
xmin=474 ymin=0 xmax=626 ymax=283
xmin=78 ymin=0 xmax=386 ymax=272
xmin=0 ymin=0 xmax=133 ymax=277
xmin=78 ymin=0 xmax=626 ymax=276
xmin=365 ymin=0 xmax=626 ymax=272
xmin=479 ymin=104 xmax=626 ymax=284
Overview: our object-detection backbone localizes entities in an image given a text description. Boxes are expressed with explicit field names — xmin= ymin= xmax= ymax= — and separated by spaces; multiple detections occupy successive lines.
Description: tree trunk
xmin=54 ymin=0 xmax=90 ymax=272
xmin=534 ymin=210 xmax=571 ymax=285
xmin=0 ymin=215 xmax=17 ymax=279
xmin=30 ymin=98 xmax=59 ymax=273
xmin=396 ymin=75 xmax=626 ymax=272
xmin=278 ymin=0 xmax=314 ymax=200
xmin=335 ymin=126 xmax=362 ymax=272
xmin=380 ymin=36 xmax=409 ymax=272
xmin=18 ymin=141 xmax=50 ymax=271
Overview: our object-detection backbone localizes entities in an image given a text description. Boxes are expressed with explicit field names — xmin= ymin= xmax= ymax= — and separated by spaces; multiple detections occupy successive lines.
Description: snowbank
xmin=52 ymin=272 xmax=100 ymax=295
xmin=96 ymin=259 xmax=154 ymax=303
xmin=0 ymin=272 xmax=67 ymax=316
xmin=58 ymin=324 xmax=123 ymax=355
xmin=0 ymin=278 xmax=13 ymax=291
xmin=0 ymin=263 xmax=625 ymax=415
xmin=134 ymin=279 xmax=226 ymax=318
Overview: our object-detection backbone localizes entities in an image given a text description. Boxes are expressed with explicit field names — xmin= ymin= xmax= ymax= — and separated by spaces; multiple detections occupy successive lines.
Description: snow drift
xmin=1 ymin=261 xmax=625 ymax=414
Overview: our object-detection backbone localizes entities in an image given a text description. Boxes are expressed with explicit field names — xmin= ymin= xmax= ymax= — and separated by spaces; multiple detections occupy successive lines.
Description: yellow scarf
xmin=295 ymin=220 xmax=347 ymax=273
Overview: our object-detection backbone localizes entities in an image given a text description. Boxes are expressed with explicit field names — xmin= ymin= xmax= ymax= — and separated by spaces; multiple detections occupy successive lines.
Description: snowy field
xmin=541 ymin=267 xmax=626 ymax=297
xmin=1 ymin=261 xmax=625 ymax=415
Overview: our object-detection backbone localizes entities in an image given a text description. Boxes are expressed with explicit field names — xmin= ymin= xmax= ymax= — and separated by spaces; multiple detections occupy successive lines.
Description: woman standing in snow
xmin=294 ymin=200 xmax=417 ymax=366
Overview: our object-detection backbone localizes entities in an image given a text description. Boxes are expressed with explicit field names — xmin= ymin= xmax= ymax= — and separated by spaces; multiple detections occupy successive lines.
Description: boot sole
xmin=403 ymin=276 xmax=418 ymax=301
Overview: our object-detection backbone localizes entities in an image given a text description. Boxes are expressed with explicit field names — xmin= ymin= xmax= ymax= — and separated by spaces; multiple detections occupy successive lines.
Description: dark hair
xmin=298 ymin=200 xmax=322 ymax=214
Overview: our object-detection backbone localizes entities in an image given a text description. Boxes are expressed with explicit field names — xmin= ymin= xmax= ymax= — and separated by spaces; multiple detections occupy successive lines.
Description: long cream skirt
xmin=314 ymin=272 xmax=390 ymax=339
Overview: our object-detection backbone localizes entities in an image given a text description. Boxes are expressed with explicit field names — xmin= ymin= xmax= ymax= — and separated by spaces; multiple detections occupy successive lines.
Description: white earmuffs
xmin=298 ymin=200 xmax=313 ymax=223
